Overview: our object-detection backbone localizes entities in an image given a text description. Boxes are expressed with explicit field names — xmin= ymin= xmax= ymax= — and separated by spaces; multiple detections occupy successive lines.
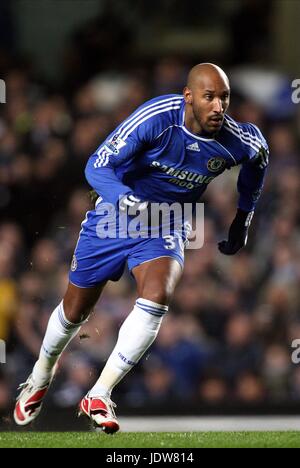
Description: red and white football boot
xmin=14 ymin=374 xmax=52 ymax=426
xmin=79 ymin=395 xmax=120 ymax=434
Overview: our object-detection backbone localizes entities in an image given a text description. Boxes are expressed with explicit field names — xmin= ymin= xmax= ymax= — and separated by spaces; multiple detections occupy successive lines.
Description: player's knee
xmin=140 ymin=282 xmax=174 ymax=306
xmin=63 ymin=298 xmax=92 ymax=324
xmin=62 ymin=282 xmax=104 ymax=324
xmin=64 ymin=305 xmax=91 ymax=324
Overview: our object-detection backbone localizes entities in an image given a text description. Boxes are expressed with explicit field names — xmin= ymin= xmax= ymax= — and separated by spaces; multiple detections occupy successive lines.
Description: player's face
xmin=185 ymin=77 xmax=230 ymax=134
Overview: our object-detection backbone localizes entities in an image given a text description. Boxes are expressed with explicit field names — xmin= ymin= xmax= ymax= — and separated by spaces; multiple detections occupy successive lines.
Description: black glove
xmin=218 ymin=209 xmax=254 ymax=255
xmin=119 ymin=194 xmax=149 ymax=217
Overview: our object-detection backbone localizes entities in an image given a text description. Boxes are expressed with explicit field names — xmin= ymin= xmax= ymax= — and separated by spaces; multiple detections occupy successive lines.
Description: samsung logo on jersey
xmin=151 ymin=161 xmax=214 ymax=187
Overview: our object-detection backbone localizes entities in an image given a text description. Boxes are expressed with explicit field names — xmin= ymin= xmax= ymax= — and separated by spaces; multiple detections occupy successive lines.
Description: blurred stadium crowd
xmin=1 ymin=1 xmax=300 ymax=422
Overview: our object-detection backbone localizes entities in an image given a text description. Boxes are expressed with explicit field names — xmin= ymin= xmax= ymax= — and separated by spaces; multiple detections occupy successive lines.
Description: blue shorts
xmin=69 ymin=208 xmax=185 ymax=288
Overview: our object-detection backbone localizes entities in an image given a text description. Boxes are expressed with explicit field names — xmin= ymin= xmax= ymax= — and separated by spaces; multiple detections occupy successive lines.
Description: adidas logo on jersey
xmin=186 ymin=142 xmax=200 ymax=152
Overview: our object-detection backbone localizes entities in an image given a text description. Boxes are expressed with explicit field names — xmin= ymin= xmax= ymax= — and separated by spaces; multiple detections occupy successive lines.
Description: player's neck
xmin=184 ymin=112 xmax=215 ymax=138
xmin=184 ymin=108 xmax=205 ymax=136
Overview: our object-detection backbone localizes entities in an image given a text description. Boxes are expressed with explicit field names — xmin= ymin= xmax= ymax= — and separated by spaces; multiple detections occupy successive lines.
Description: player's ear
xmin=183 ymin=87 xmax=192 ymax=104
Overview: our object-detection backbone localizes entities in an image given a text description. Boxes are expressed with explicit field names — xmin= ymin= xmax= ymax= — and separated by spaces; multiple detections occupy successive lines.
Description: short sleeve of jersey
xmin=92 ymin=95 xmax=183 ymax=170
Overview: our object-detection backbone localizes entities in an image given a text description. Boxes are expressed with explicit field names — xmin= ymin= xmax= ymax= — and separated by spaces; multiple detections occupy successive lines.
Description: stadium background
xmin=0 ymin=0 xmax=300 ymax=430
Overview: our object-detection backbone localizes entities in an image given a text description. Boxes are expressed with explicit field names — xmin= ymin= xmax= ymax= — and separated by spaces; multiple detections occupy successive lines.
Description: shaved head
xmin=187 ymin=63 xmax=229 ymax=90
xmin=183 ymin=63 xmax=230 ymax=135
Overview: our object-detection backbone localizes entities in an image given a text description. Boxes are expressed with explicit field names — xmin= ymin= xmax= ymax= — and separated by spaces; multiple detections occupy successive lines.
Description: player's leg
xmin=32 ymin=281 xmax=106 ymax=384
xmin=14 ymin=281 xmax=105 ymax=426
xmin=14 ymin=198 xmax=131 ymax=427
xmin=86 ymin=257 xmax=182 ymax=404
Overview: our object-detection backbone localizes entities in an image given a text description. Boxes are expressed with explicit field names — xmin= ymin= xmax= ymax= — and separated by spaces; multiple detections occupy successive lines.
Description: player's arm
xmin=85 ymin=98 xmax=173 ymax=213
xmin=218 ymin=124 xmax=269 ymax=255
xmin=85 ymin=131 xmax=143 ymax=207
xmin=85 ymin=133 xmax=152 ymax=216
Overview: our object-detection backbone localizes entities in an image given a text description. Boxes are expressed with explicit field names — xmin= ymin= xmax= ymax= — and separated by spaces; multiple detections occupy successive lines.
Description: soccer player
xmin=14 ymin=63 xmax=268 ymax=433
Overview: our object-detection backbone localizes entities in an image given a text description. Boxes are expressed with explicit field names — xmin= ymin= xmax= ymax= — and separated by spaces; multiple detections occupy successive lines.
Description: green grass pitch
xmin=0 ymin=432 xmax=300 ymax=448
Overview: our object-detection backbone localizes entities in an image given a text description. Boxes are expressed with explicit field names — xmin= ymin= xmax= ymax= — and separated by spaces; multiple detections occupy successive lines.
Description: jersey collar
xmin=181 ymin=108 xmax=216 ymax=141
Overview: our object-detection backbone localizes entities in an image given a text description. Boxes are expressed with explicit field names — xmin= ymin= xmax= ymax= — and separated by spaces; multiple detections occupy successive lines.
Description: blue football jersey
xmin=85 ymin=94 xmax=269 ymax=212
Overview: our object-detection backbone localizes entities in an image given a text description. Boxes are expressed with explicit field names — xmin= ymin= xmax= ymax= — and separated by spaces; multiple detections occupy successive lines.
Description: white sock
xmin=32 ymin=301 xmax=86 ymax=386
xmin=88 ymin=298 xmax=168 ymax=398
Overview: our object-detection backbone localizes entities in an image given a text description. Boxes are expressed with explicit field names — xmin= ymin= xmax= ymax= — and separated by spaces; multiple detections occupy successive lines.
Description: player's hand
xmin=218 ymin=209 xmax=254 ymax=255
xmin=119 ymin=194 xmax=149 ymax=217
